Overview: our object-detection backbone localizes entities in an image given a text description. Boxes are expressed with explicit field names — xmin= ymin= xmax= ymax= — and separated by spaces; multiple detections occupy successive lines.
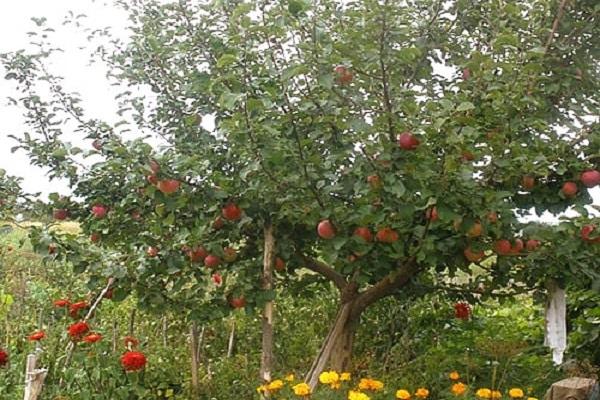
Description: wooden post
xmin=227 ymin=320 xmax=236 ymax=358
xmin=162 ymin=316 xmax=168 ymax=347
xmin=260 ymin=223 xmax=275 ymax=383
xmin=23 ymin=353 xmax=47 ymax=400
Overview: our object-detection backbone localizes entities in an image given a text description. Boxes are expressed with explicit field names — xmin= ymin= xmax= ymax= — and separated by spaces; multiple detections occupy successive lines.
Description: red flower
xmin=83 ymin=333 xmax=103 ymax=343
xmin=454 ymin=302 xmax=471 ymax=320
xmin=212 ymin=273 xmax=222 ymax=286
xmin=69 ymin=301 xmax=88 ymax=319
xmin=68 ymin=321 xmax=90 ymax=340
xmin=124 ymin=336 xmax=139 ymax=349
xmin=0 ymin=349 xmax=8 ymax=367
xmin=28 ymin=331 xmax=45 ymax=341
xmin=120 ymin=351 xmax=147 ymax=371
xmin=53 ymin=299 xmax=70 ymax=307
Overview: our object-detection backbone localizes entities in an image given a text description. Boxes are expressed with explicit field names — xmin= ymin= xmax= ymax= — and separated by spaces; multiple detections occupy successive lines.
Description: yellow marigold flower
xmin=348 ymin=390 xmax=371 ymax=400
xmin=527 ymin=398 xmax=538 ymax=400
xmin=451 ymin=382 xmax=468 ymax=396
xmin=320 ymin=370 xmax=340 ymax=385
xmin=341 ymin=372 xmax=351 ymax=381
xmin=476 ymin=388 xmax=492 ymax=399
xmin=267 ymin=379 xmax=284 ymax=392
xmin=293 ymin=382 xmax=311 ymax=396
xmin=285 ymin=374 xmax=295 ymax=382
xmin=358 ymin=378 xmax=384 ymax=391
xmin=491 ymin=390 xmax=502 ymax=399
xmin=396 ymin=389 xmax=411 ymax=399
xmin=449 ymin=371 xmax=461 ymax=380
xmin=415 ymin=388 xmax=430 ymax=398
xmin=256 ymin=385 xmax=267 ymax=394
xmin=509 ymin=388 xmax=524 ymax=398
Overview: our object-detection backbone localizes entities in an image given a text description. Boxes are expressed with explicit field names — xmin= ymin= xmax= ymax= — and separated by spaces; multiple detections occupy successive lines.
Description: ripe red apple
xmin=213 ymin=217 xmax=224 ymax=230
xmin=147 ymin=174 xmax=158 ymax=185
xmin=187 ymin=246 xmax=208 ymax=262
xmin=462 ymin=68 xmax=471 ymax=80
xmin=353 ymin=227 xmax=373 ymax=242
xmin=334 ymin=65 xmax=353 ymax=84
xmin=229 ymin=296 xmax=246 ymax=309
xmin=90 ymin=233 xmax=101 ymax=243
xmin=512 ymin=238 xmax=524 ymax=254
xmin=487 ymin=211 xmax=498 ymax=223
xmin=204 ymin=254 xmax=221 ymax=268
xmin=367 ymin=174 xmax=382 ymax=190
xmin=461 ymin=151 xmax=475 ymax=162
xmin=521 ymin=175 xmax=535 ymax=191
xmin=464 ymin=247 xmax=484 ymax=262
xmin=275 ymin=257 xmax=286 ymax=271
xmin=222 ymin=203 xmax=242 ymax=221
xmin=397 ymin=132 xmax=420 ymax=150
xmin=149 ymin=160 xmax=160 ymax=174
xmin=223 ymin=247 xmax=237 ymax=262
xmin=92 ymin=139 xmax=103 ymax=150
xmin=580 ymin=170 xmax=600 ymax=188
xmin=157 ymin=179 xmax=180 ymax=194
xmin=53 ymin=208 xmax=68 ymax=220
xmin=376 ymin=227 xmax=399 ymax=243
xmin=581 ymin=225 xmax=600 ymax=243
xmin=146 ymin=246 xmax=159 ymax=257
xmin=561 ymin=181 xmax=578 ymax=198
xmin=494 ymin=239 xmax=511 ymax=255
xmin=317 ymin=219 xmax=336 ymax=239
xmin=426 ymin=207 xmax=439 ymax=222
xmin=91 ymin=204 xmax=108 ymax=219
xmin=466 ymin=221 xmax=483 ymax=238
xmin=526 ymin=239 xmax=540 ymax=251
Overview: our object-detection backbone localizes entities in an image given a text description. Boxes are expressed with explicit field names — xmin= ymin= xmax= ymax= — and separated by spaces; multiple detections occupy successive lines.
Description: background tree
xmin=1 ymin=0 xmax=599 ymax=389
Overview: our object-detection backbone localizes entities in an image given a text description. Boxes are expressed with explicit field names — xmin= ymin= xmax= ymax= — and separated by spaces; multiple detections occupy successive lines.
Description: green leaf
xmin=456 ymin=102 xmax=475 ymax=112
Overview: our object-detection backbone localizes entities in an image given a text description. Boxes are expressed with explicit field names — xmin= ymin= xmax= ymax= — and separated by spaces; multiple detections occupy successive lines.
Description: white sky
xmin=0 ymin=1 xmax=597 ymax=219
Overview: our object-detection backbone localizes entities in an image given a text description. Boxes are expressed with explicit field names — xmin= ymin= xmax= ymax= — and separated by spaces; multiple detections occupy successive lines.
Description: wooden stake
xmin=23 ymin=353 xmax=47 ymax=400
xmin=260 ymin=223 xmax=275 ymax=383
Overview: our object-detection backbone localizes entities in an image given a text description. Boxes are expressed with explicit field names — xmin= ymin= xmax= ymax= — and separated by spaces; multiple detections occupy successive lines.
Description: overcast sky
xmin=0 ymin=1 xmax=597 ymax=219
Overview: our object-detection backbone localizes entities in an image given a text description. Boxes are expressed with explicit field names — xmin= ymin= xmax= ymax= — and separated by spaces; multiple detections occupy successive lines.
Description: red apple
xmin=466 ymin=221 xmax=483 ymax=238
xmin=376 ymin=227 xmax=399 ymax=243
xmin=367 ymin=174 xmax=382 ymax=189
xmin=353 ymin=227 xmax=373 ymax=242
xmin=147 ymin=174 xmax=158 ymax=185
xmin=561 ymin=181 xmax=578 ymax=198
xmin=187 ymin=246 xmax=208 ymax=262
xmin=91 ymin=204 xmax=107 ymax=219
xmin=334 ymin=65 xmax=353 ymax=84
xmin=229 ymin=296 xmax=246 ymax=309
xmin=90 ymin=233 xmax=101 ymax=243
xmin=53 ymin=208 xmax=68 ymax=220
xmin=204 ymin=254 xmax=221 ymax=268
xmin=462 ymin=68 xmax=471 ymax=80
xmin=317 ymin=219 xmax=336 ymax=239
xmin=222 ymin=203 xmax=242 ymax=221
xmin=149 ymin=160 xmax=160 ymax=174
xmin=581 ymin=225 xmax=600 ymax=243
xmin=522 ymin=175 xmax=535 ymax=191
xmin=92 ymin=139 xmax=102 ymax=150
xmin=494 ymin=239 xmax=511 ymax=255
xmin=213 ymin=217 xmax=224 ymax=230
xmin=146 ymin=246 xmax=159 ymax=257
xmin=580 ymin=170 xmax=600 ymax=188
xmin=464 ymin=247 xmax=484 ymax=262
xmin=526 ymin=239 xmax=540 ymax=251
xmin=512 ymin=238 xmax=524 ymax=254
xmin=157 ymin=179 xmax=180 ymax=194
xmin=397 ymin=132 xmax=420 ymax=150
xmin=426 ymin=207 xmax=439 ymax=222
xmin=275 ymin=257 xmax=286 ymax=271
xmin=223 ymin=247 xmax=237 ymax=262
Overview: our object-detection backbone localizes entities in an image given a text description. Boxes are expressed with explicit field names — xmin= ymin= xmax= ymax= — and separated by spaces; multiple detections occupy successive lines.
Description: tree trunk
xmin=260 ymin=223 xmax=275 ymax=382
xmin=329 ymin=316 xmax=359 ymax=372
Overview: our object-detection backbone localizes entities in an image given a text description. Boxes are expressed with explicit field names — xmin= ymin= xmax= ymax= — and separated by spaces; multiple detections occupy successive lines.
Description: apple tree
xmin=2 ymin=0 xmax=599 ymax=388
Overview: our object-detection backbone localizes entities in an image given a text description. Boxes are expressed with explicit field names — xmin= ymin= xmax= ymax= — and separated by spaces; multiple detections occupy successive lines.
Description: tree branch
xmin=301 ymin=255 xmax=347 ymax=290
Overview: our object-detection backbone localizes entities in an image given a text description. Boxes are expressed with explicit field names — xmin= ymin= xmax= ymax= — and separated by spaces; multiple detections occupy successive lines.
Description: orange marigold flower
xmin=28 ymin=331 xmax=45 ymax=341
xmin=415 ymin=388 xmax=430 ymax=398
xmin=358 ymin=378 xmax=384 ymax=391
xmin=509 ymin=388 xmax=524 ymax=398
xmin=449 ymin=371 xmax=460 ymax=380
xmin=53 ymin=299 xmax=70 ymax=307
xmin=451 ymin=382 xmax=468 ymax=396
xmin=491 ymin=390 xmax=502 ymax=399
xmin=83 ymin=333 xmax=103 ymax=343
xmin=68 ymin=321 xmax=90 ymax=340
xmin=121 ymin=351 xmax=147 ymax=371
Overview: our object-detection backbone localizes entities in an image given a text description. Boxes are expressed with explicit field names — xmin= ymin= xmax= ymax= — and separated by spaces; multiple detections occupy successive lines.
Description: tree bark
xmin=260 ymin=222 xmax=275 ymax=382
xmin=329 ymin=316 xmax=359 ymax=372
xmin=190 ymin=322 xmax=200 ymax=397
